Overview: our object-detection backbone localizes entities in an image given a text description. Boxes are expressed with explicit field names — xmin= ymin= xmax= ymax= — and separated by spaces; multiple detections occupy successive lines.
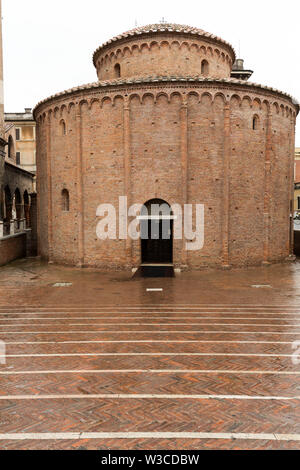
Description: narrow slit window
xmin=253 ymin=115 xmax=259 ymax=130
xmin=62 ymin=189 xmax=70 ymax=212
xmin=60 ymin=120 xmax=66 ymax=136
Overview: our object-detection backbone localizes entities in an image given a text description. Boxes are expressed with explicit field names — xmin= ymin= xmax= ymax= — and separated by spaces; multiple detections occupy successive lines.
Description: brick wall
xmin=94 ymin=36 xmax=233 ymax=81
xmin=36 ymin=117 xmax=48 ymax=260
xmin=35 ymin=81 xmax=297 ymax=269
xmin=0 ymin=232 xmax=26 ymax=266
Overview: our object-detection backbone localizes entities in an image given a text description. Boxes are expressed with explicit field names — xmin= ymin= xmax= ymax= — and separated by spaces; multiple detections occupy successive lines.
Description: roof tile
xmin=33 ymin=75 xmax=299 ymax=115
xmin=92 ymin=23 xmax=236 ymax=65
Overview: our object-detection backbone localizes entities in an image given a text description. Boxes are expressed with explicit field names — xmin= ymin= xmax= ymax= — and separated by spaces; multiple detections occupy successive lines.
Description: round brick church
xmin=34 ymin=23 xmax=299 ymax=270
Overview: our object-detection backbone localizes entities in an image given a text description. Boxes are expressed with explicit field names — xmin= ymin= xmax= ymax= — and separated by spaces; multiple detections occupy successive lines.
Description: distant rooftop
xmin=5 ymin=108 xmax=34 ymax=121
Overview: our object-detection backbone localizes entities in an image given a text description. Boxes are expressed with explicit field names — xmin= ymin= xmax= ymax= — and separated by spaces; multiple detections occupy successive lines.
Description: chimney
xmin=25 ymin=108 xmax=32 ymax=114
xmin=231 ymin=58 xmax=253 ymax=81
xmin=233 ymin=59 xmax=244 ymax=70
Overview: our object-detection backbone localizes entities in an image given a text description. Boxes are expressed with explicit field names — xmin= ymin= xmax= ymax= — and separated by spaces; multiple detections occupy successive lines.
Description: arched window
xmin=201 ymin=60 xmax=209 ymax=76
xmin=114 ymin=63 xmax=121 ymax=78
xmin=252 ymin=115 xmax=259 ymax=130
xmin=60 ymin=120 xmax=66 ymax=136
xmin=61 ymin=189 xmax=70 ymax=212
xmin=8 ymin=135 xmax=14 ymax=159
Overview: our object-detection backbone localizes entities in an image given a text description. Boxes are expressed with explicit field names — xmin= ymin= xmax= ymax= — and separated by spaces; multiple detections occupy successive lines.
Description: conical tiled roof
xmin=93 ymin=23 xmax=236 ymax=66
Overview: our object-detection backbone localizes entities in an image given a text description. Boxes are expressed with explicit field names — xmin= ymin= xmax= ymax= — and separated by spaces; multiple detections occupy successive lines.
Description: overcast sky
xmin=2 ymin=0 xmax=299 ymax=145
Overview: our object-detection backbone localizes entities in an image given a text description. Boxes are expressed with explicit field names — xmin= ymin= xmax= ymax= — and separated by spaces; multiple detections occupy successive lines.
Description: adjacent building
xmin=0 ymin=0 xmax=6 ymax=192
xmin=0 ymin=0 xmax=36 ymax=264
xmin=5 ymin=109 xmax=36 ymax=174
xmin=0 ymin=106 xmax=36 ymax=238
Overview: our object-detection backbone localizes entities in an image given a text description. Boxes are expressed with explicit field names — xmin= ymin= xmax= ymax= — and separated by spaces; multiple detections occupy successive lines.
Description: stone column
xmin=222 ymin=102 xmax=231 ymax=268
xmin=263 ymin=109 xmax=272 ymax=265
xmin=180 ymin=98 xmax=188 ymax=267
xmin=76 ymin=104 xmax=84 ymax=267
xmin=15 ymin=202 xmax=23 ymax=221
xmin=20 ymin=218 xmax=26 ymax=231
xmin=10 ymin=219 xmax=15 ymax=235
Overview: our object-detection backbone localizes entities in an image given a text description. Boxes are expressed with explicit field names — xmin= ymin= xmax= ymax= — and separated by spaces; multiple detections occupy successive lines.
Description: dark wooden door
xmin=141 ymin=219 xmax=173 ymax=263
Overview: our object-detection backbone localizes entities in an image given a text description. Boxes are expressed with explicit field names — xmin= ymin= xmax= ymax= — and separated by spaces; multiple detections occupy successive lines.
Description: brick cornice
xmin=33 ymin=76 xmax=299 ymax=118
xmin=92 ymin=23 xmax=236 ymax=66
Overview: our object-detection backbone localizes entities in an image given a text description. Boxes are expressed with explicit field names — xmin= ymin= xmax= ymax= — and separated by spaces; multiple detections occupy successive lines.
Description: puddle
xmin=52 ymin=283 xmax=73 ymax=287
xmin=251 ymin=284 xmax=272 ymax=289
xmin=133 ymin=266 xmax=175 ymax=278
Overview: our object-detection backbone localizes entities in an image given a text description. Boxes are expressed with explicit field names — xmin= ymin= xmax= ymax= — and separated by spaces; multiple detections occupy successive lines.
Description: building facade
xmin=1 ymin=110 xmax=35 ymax=236
xmin=0 ymin=0 xmax=6 ymax=191
xmin=5 ymin=109 xmax=36 ymax=174
xmin=0 ymin=0 xmax=36 ymax=263
xmin=34 ymin=24 xmax=299 ymax=270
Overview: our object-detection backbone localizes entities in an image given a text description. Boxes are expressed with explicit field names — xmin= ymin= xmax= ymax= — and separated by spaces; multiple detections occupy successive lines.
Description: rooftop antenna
xmin=160 ymin=17 xmax=167 ymax=24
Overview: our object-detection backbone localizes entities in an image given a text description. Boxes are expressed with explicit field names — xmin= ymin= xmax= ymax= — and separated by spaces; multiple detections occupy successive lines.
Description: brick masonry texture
xmin=0 ymin=233 xmax=26 ymax=266
xmin=1 ymin=259 xmax=300 ymax=449
xmin=33 ymin=24 xmax=299 ymax=270
xmin=93 ymin=23 xmax=236 ymax=78
xmin=94 ymin=35 xmax=233 ymax=81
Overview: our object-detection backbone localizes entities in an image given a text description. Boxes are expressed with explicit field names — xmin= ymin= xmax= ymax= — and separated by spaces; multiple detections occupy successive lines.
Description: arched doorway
xmin=141 ymin=199 xmax=173 ymax=264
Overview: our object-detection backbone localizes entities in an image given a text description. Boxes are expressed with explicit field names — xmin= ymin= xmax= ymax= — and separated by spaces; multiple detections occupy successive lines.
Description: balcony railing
xmin=0 ymin=219 xmax=27 ymax=238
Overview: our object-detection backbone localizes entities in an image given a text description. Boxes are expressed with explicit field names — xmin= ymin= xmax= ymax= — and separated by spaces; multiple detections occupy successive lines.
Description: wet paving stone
xmin=1 ymin=258 xmax=300 ymax=449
